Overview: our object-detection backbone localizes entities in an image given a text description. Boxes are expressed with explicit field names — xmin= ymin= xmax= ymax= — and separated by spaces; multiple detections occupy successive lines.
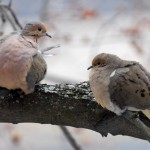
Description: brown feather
xmin=109 ymin=64 xmax=150 ymax=110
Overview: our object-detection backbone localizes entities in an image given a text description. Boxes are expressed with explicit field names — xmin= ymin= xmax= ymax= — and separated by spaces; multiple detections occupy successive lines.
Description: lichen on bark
xmin=0 ymin=82 xmax=150 ymax=142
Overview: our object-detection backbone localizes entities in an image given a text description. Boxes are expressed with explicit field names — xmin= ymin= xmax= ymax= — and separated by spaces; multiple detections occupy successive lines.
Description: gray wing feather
xmin=26 ymin=53 xmax=47 ymax=90
xmin=109 ymin=63 xmax=150 ymax=110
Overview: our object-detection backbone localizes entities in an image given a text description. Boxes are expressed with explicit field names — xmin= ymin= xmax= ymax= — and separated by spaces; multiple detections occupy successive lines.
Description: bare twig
xmin=60 ymin=126 xmax=81 ymax=150
xmin=0 ymin=1 xmax=22 ymax=30
xmin=40 ymin=44 xmax=60 ymax=55
xmin=8 ymin=0 xmax=12 ymax=9
xmin=0 ymin=6 xmax=17 ymax=30
xmin=6 ymin=5 xmax=22 ymax=29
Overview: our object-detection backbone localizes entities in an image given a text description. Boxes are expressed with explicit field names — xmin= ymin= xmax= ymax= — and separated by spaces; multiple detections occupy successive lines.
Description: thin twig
xmin=0 ymin=1 xmax=22 ymax=30
xmin=6 ymin=6 xmax=22 ymax=29
xmin=59 ymin=126 xmax=82 ymax=150
xmin=39 ymin=44 xmax=60 ymax=56
xmin=8 ymin=0 xmax=12 ymax=8
xmin=40 ymin=44 xmax=60 ymax=53
xmin=0 ymin=6 xmax=17 ymax=30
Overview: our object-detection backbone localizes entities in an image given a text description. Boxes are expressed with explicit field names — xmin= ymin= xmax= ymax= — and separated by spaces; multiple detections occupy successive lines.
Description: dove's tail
xmin=142 ymin=110 xmax=150 ymax=119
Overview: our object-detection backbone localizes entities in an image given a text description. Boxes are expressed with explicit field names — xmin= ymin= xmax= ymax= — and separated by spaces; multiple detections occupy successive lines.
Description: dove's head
xmin=21 ymin=22 xmax=52 ymax=39
xmin=88 ymin=53 xmax=122 ymax=70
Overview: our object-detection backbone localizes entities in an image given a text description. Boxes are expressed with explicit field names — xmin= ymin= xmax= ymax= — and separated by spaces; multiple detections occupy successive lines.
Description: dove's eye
xmin=96 ymin=60 xmax=106 ymax=67
xmin=38 ymin=27 xmax=42 ymax=32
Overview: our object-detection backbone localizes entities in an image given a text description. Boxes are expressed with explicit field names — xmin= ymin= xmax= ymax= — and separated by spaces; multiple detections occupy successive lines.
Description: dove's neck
xmin=22 ymin=35 xmax=37 ymax=43
xmin=20 ymin=35 xmax=38 ymax=49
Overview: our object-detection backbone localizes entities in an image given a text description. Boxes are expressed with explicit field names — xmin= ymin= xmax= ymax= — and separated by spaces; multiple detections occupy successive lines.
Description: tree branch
xmin=0 ymin=82 xmax=150 ymax=142
xmin=0 ymin=5 xmax=22 ymax=30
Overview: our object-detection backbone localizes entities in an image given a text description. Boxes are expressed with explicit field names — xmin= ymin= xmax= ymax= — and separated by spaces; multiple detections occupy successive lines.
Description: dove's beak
xmin=87 ymin=66 xmax=93 ymax=70
xmin=43 ymin=33 xmax=52 ymax=38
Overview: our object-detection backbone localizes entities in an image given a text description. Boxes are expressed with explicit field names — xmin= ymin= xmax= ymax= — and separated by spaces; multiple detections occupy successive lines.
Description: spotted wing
xmin=109 ymin=63 xmax=150 ymax=110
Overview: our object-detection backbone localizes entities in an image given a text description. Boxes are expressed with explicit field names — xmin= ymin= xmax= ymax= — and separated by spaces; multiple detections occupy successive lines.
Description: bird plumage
xmin=0 ymin=22 xmax=51 ymax=94
xmin=89 ymin=53 xmax=150 ymax=119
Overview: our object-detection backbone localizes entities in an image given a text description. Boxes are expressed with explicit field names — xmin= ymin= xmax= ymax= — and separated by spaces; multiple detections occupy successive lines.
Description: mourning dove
xmin=0 ymin=22 xmax=51 ymax=94
xmin=88 ymin=53 xmax=150 ymax=119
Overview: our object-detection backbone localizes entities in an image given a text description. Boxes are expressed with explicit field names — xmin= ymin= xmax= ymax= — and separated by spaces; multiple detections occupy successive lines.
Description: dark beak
xmin=87 ymin=66 xmax=93 ymax=70
xmin=46 ymin=33 xmax=52 ymax=38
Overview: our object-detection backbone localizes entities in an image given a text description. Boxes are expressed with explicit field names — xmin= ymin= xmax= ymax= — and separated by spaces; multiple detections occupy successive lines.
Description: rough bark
xmin=0 ymin=82 xmax=150 ymax=142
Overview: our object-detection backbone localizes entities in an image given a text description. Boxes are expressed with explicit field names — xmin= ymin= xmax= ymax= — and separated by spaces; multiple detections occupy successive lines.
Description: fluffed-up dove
xmin=88 ymin=53 xmax=150 ymax=119
xmin=0 ymin=22 xmax=51 ymax=94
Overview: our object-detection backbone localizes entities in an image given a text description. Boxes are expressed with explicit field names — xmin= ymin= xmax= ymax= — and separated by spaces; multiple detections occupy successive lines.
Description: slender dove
xmin=88 ymin=53 xmax=150 ymax=119
xmin=0 ymin=22 xmax=51 ymax=94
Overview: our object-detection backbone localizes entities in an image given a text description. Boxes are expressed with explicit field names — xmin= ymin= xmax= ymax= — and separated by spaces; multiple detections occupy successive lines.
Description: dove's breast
xmin=0 ymin=36 xmax=37 ymax=90
xmin=89 ymin=68 xmax=124 ymax=115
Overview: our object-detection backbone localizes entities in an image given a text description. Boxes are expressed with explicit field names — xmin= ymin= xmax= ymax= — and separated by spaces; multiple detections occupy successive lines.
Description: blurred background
xmin=0 ymin=0 xmax=150 ymax=149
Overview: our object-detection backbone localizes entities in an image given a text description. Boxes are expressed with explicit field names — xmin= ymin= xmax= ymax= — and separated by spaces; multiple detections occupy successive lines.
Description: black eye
xmin=38 ymin=27 xmax=42 ymax=31
xmin=97 ymin=62 xmax=100 ymax=65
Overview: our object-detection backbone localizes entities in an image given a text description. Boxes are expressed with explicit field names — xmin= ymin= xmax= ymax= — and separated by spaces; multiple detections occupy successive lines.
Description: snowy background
xmin=0 ymin=0 xmax=150 ymax=149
